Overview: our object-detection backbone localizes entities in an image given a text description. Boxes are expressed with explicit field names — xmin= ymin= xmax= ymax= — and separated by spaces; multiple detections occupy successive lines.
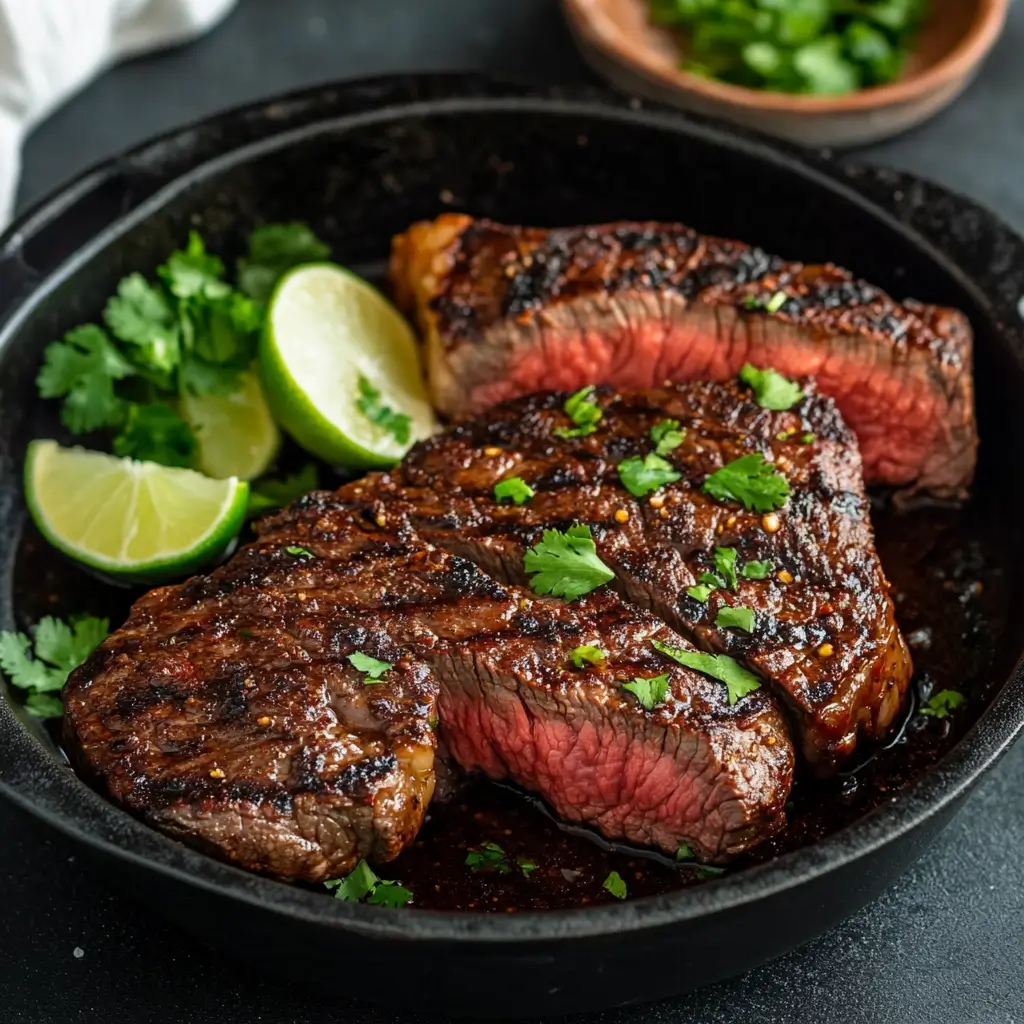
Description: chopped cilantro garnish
xmin=603 ymin=871 xmax=627 ymax=900
xmin=650 ymin=418 xmax=685 ymax=456
xmin=494 ymin=477 xmax=535 ymax=505
xmin=739 ymin=363 xmax=804 ymax=411
xmin=523 ymin=524 xmax=615 ymax=602
xmin=570 ymin=645 xmax=608 ymax=668
xmin=237 ymin=222 xmax=331 ymax=302
xmin=696 ymin=865 xmax=727 ymax=880
xmin=356 ymin=374 xmax=412 ymax=447
xmin=0 ymin=615 xmax=108 ymax=719
xmin=699 ymin=571 xmax=726 ymax=589
xmin=715 ymin=606 xmax=756 ymax=633
xmin=676 ymin=843 xmax=695 ymax=862
xmin=920 ymin=689 xmax=964 ymax=719
xmin=800 ymin=432 xmax=815 ymax=444
xmin=618 ymin=452 xmax=681 ymax=498
xmin=325 ymin=859 xmax=412 ymax=908
xmin=740 ymin=559 xmax=774 ymax=580
xmin=713 ymin=547 xmax=739 ymax=590
xmin=703 ymin=453 xmax=790 ymax=512
xmin=285 ymin=546 xmax=314 ymax=558
xmin=652 ymin=640 xmax=761 ymax=705
xmin=687 ymin=584 xmax=714 ymax=603
xmin=765 ymin=291 xmax=789 ymax=314
xmin=516 ymin=856 xmax=538 ymax=877
xmin=465 ymin=842 xmax=511 ymax=874
xmin=553 ymin=386 xmax=603 ymax=439
xmin=347 ymin=652 xmax=392 ymax=681
xmin=247 ymin=464 xmax=319 ymax=516
xmin=622 ymin=673 xmax=670 ymax=711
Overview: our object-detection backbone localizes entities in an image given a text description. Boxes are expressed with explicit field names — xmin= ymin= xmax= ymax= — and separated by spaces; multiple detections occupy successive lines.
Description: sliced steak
xmin=391 ymin=214 xmax=976 ymax=498
xmin=65 ymin=489 xmax=795 ymax=875
xmin=375 ymin=380 xmax=913 ymax=772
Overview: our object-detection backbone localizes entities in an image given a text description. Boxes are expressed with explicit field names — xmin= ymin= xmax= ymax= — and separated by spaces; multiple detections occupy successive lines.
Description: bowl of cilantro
xmin=563 ymin=0 xmax=1008 ymax=146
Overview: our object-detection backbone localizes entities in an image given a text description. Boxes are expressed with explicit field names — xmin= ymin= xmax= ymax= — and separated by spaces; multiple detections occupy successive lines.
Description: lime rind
xmin=25 ymin=441 xmax=249 ymax=584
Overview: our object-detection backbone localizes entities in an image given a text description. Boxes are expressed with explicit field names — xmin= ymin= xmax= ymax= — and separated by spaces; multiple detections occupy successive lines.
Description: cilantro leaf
xmin=285 ymin=546 xmax=314 ymax=559
xmin=621 ymin=673 xmax=670 ymax=711
xmin=676 ymin=843 xmax=695 ymax=862
xmin=0 ymin=615 xmax=108 ymax=718
xmin=570 ymin=645 xmax=608 ymax=668
xmin=238 ymin=222 xmax=331 ymax=302
xmin=687 ymin=584 xmax=714 ymax=603
xmin=920 ymin=689 xmax=964 ymax=720
xmin=366 ymin=880 xmax=414 ymax=908
xmin=516 ymin=856 xmax=538 ymax=877
xmin=739 ymin=364 xmax=805 ymax=411
xmin=247 ymin=464 xmax=320 ymax=516
xmin=325 ymin=860 xmax=379 ymax=902
xmin=158 ymin=232 xmax=231 ymax=301
xmin=650 ymin=418 xmax=685 ymax=456
xmin=347 ymin=652 xmax=392 ymax=680
xmin=553 ymin=386 xmax=603 ymax=439
xmin=703 ymin=453 xmax=790 ymax=512
xmin=494 ymin=477 xmax=535 ymax=505
xmin=37 ymin=325 xmax=133 ymax=433
xmin=618 ymin=453 xmax=681 ymax=498
xmin=179 ymin=354 xmax=246 ymax=397
xmin=523 ymin=524 xmax=615 ymax=602
xmin=603 ymin=871 xmax=627 ymax=900
xmin=103 ymin=273 xmax=180 ymax=377
xmin=699 ymin=571 xmax=726 ymax=589
xmin=465 ymin=842 xmax=511 ymax=874
xmin=713 ymin=547 xmax=739 ymax=590
xmin=715 ymin=606 xmax=756 ymax=633
xmin=112 ymin=402 xmax=196 ymax=468
xmin=652 ymin=640 xmax=761 ymax=705
xmin=741 ymin=559 xmax=774 ymax=580
xmin=356 ymin=375 xmax=412 ymax=447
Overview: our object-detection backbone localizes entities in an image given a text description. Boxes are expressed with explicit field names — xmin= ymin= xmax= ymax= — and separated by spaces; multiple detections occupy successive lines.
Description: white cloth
xmin=0 ymin=0 xmax=236 ymax=226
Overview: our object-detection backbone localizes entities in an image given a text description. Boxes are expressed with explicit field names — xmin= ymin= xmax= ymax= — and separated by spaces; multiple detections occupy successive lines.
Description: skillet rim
xmin=0 ymin=71 xmax=1022 ymax=944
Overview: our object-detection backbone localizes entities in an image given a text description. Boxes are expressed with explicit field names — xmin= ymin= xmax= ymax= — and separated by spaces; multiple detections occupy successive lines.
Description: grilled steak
xmin=65 ymin=487 xmax=795 ymax=878
xmin=377 ymin=380 xmax=912 ymax=772
xmin=391 ymin=215 xmax=977 ymax=498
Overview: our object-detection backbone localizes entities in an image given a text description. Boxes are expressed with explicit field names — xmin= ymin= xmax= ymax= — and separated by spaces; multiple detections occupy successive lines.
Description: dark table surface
xmin=4 ymin=2 xmax=1024 ymax=1022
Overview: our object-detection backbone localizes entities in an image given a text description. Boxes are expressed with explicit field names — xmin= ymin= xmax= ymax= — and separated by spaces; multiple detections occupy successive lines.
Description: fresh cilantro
xmin=652 ymin=640 xmax=761 ymax=705
xmin=494 ymin=477 xmax=535 ymax=505
xmin=714 ymin=547 xmax=739 ymax=590
xmin=247 ymin=464 xmax=320 ymax=516
xmin=687 ymin=584 xmax=714 ymax=603
xmin=159 ymin=231 xmax=232 ymax=301
xmin=356 ymin=375 xmax=412 ymax=447
xmin=699 ymin=571 xmax=726 ymax=589
xmin=703 ymin=453 xmax=790 ymax=512
xmin=347 ymin=652 xmax=392 ymax=680
xmin=618 ymin=453 xmax=681 ymax=498
xmin=103 ymin=273 xmax=180 ymax=379
xmin=715 ymin=606 xmax=756 ymax=633
xmin=285 ymin=546 xmax=314 ymax=559
xmin=516 ymin=856 xmax=538 ymax=877
xmin=621 ymin=673 xmax=670 ymax=711
xmin=325 ymin=860 xmax=411 ymax=908
xmin=920 ymin=689 xmax=964 ymax=720
xmin=570 ymin=645 xmax=608 ymax=668
xmin=553 ymin=386 xmax=603 ymax=439
xmin=0 ymin=615 xmax=108 ymax=718
xmin=800 ymin=432 xmax=815 ymax=444
xmin=237 ymin=222 xmax=331 ymax=302
xmin=676 ymin=843 xmax=695 ymax=862
xmin=603 ymin=871 xmax=627 ymax=900
xmin=465 ymin=842 xmax=511 ymax=874
xmin=696 ymin=865 xmax=727 ymax=880
xmin=740 ymin=559 xmax=774 ymax=580
xmin=765 ymin=291 xmax=789 ymax=314
xmin=650 ymin=418 xmax=685 ymax=456
xmin=739 ymin=364 xmax=805 ymax=411
xmin=112 ymin=402 xmax=196 ymax=467
xmin=523 ymin=524 xmax=615 ymax=602
xmin=36 ymin=325 xmax=133 ymax=433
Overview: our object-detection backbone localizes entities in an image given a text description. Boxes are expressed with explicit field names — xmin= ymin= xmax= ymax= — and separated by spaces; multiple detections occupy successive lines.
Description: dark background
xmin=4 ymin=2 xmax=1023 ymax=1022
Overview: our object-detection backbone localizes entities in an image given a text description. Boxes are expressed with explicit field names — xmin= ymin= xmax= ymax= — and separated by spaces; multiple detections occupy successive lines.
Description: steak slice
xmin=390 ymin=214 xmax=977 ymax=498
xmin=376 ymin=380 xmax=913 ymax=772
xmin=65 ymin=490 xmax=795 ymax=875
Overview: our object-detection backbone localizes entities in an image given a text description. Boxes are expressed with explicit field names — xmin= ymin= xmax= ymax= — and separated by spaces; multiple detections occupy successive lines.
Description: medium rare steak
xmin=377 ymin=380 xmax=913 ymax=772
xmin=390 ymin=214 xmax=977 ymax=498
xmin=65 ymin=488 xmax=795 ymax=878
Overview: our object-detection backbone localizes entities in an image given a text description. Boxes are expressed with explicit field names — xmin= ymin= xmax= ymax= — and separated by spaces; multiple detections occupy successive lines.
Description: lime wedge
xmin=25 ymin=441 xmax=249 ymax=583
xmin=260 ymin=263 xmax=436 ymax=468
xmin=180 ymin=367 xmax=280 ymax=480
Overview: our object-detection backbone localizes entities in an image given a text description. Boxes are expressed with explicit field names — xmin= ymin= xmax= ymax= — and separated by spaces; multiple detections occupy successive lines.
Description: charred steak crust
xmin=390 ymin=214 xmax=976 ymax=498
xmin=378 ymin=380 xmax=912 ymax=772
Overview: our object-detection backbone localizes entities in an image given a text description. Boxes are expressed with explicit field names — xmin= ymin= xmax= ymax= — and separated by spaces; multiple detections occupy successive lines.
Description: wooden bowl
xmin=563 ymin=0 xmax=1009 ymax=147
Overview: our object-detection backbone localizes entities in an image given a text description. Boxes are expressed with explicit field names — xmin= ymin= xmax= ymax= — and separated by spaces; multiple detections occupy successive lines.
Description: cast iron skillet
xmin=1 ymin=74 xmax=1023 ymax=1018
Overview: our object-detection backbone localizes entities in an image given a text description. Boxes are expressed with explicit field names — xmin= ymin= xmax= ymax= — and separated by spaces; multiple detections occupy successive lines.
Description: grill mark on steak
xmin=390 ymin=214 xmax=976 ymax=498
xmin=377 ymin=380 xmax=912 ymax=772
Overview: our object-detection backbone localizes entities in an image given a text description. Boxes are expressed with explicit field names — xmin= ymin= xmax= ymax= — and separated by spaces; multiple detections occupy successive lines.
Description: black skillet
xmin=0 ymin=74 xmax=1023 ymax=1018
